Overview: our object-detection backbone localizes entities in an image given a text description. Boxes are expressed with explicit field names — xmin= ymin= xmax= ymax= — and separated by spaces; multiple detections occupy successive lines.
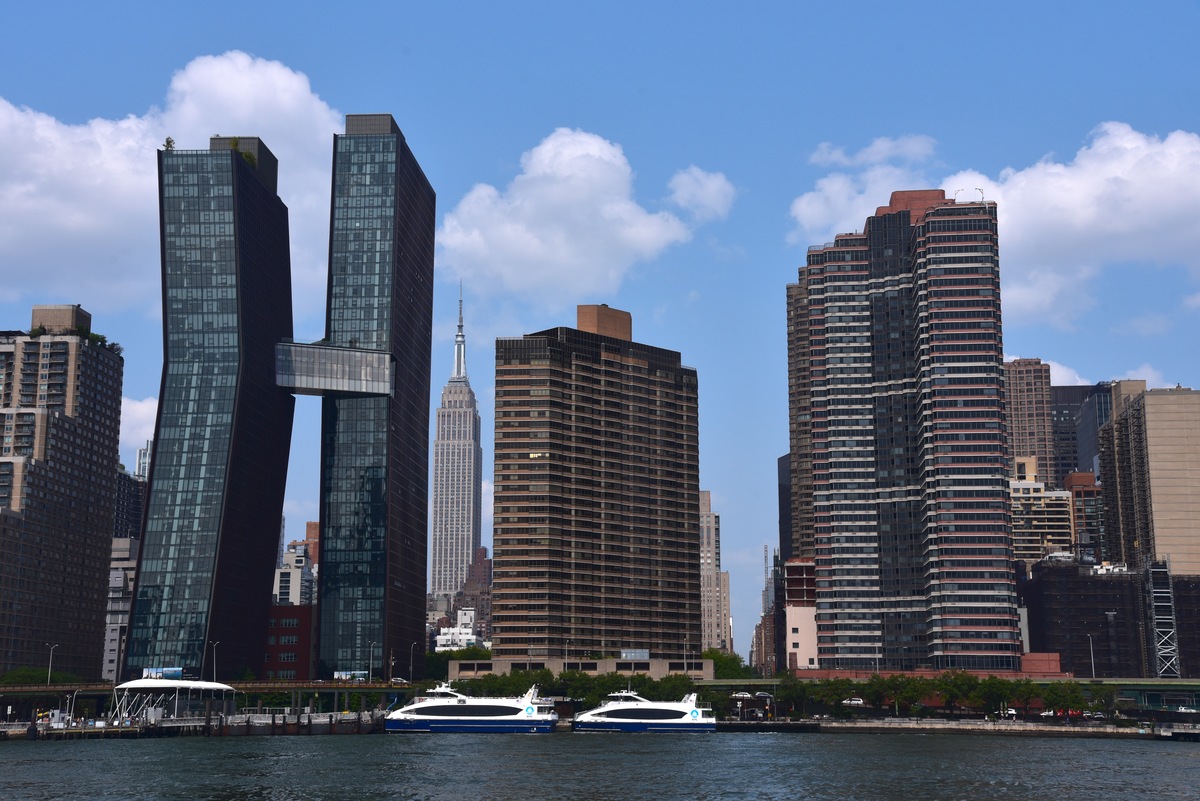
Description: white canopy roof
xmin=115 ymin=678 xmax=235 ymax=692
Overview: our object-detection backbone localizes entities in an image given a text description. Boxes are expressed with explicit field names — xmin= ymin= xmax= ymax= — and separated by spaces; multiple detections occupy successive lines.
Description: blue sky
xmin=3 ymin=1 xmax=1198 ymax=657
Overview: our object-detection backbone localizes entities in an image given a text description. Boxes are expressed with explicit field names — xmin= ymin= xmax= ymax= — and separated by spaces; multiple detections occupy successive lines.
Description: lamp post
xmin=409 ymin=642 xmax=418 ymax=683
xmin=1086 ymin=634 xmax=1096 ymax=679
xmin=209 ymin=641 xmax=219 ymax=683
xmin=368 ymin=641 xmax=377 ymax=682
xmin=46 ymin=643 xmax=59 ymax=686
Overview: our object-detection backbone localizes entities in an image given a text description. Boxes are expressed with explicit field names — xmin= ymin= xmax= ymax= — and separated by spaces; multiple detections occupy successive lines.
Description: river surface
xmin=3 ymin=732 xmax=1198 ymax=801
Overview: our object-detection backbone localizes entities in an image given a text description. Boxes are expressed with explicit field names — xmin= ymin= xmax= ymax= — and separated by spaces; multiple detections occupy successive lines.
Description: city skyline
xmin=2 ymin=3 xmax=1199 ymax=655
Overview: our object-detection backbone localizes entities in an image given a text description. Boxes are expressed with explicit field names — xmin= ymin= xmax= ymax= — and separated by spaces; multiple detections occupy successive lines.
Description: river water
xmin=3 ymin=732 xmax=1198 ymax=801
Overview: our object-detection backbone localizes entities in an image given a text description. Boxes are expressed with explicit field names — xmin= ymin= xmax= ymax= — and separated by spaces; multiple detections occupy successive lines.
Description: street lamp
xmin=209 ymin=641 xmax=219 ymax=683
xmin=46 ymin=644 xmax=59 ymax=685
xmin=409 ymin=642 xmax=418 ymax=683
xmin=368 ymin=641 xmax=377 ymax=682
xmin=1086 ymin=633 xmax=1096 ymax=679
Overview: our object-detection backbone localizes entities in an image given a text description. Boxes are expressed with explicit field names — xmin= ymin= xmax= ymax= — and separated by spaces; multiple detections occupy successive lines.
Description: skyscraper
xmin=316 ymin=114 xmax=435 ymax=680
xmin=1099 ymin=384 xmax=1200 ymax=574
xmin=699 ymin=490 xmax=732 ymax=652
xmin=125 ymin=136 xmax=295 ymax=680
xmin=1050 ymin=385 xmax=1091 ymax=488
xmin=0 ymin=305 xmax=123 ymax=679
xmin=1005 ymin=358 xmax=1054 ymax=482
xmin=430 ymin=292 xmax=483 ymax=603
xmin=491 ymin=305 xmax=701 ymax=663
xmin=787 ymin=190 xmax=1020 ymax=672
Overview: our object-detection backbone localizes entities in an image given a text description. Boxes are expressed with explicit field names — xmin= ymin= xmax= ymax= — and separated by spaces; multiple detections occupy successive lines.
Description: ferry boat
xmin=572 ymin=690 xmax=716 ymax=733
xmin=384 ymin=683 xmax=558 ymax=733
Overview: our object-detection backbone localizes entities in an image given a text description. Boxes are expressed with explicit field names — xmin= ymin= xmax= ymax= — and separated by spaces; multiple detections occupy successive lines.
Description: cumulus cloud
xmin=0 ymin=51 xmax=340 ymax=326
xmin=791 ymin=123 xmax=1200 ymax=326
xmin=668 ymin=166 xmax=735 ymax=222
xmin=810 ymin=135 xmax=937 ymax=167
xmin=788 ymin=164 xmax=930 ymax=245
xmin=1045 ymin=360 xmax=1091 ymax=386
xmin=437 ymin=128 xmax=691 ymax=305
xmin=1119 ymin=363 xmax=1170 ymax=388
xmin=120 ymin=396 xmax=158 ymax=457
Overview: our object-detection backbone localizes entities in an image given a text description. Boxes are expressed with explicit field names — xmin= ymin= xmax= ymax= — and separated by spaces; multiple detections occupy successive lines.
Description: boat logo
xmin=526 ymin=706 xmax=534 ymax=716
xmin=691 ymin=709 xmax=699 ymax=718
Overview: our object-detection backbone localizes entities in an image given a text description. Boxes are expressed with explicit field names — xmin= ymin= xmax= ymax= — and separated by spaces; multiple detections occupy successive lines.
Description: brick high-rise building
xmin=0 ymin=305 xmax=123 ymax=679
xmin=787 ymin=190 xmax=1019 ymax=672
xmin=1005 ymin=358 xmax=1054 ymax=482
xmin=491 ymin=305 xmax=701 ymax=663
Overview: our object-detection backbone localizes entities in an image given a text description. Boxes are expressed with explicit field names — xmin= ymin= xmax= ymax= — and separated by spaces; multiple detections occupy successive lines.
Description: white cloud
xmin=1119 ymin=363 xmax=1169 ymax=388
xmin=437 ymin=128 xmax=691 ymax=306
xmin=0 ymin=51 xmax=340 ymax=329
xmin=1045 ymin=360 xmax=1090 ymax=386
xmin=792 ymin=123 xmax=1200 ymax=327
xmin=810 ymin=135 xmax=937 ymax=167
xmin=668 ymin=166 xmax=735 ymax=222
xmin=120 ymin=396 xmax=158 ymax=457
xmin=788 ymin=164 xmax=927 ymax=244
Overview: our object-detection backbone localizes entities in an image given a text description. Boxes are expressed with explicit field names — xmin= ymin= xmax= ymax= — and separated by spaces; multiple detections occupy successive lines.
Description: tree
xmin=163 ymin=136 xmax=175 ymax=150
xmin=976 ymin=675 xmax=1014 ymax=716
xmin=860 ymin=673 xmax=890 ymax=712
xmin=1086 ymin=682 xmax=1118 ymax=715
xmin=1009 ymin=678 xmax=1039 ymax=717
xmin=1041 ymin=680 xmax=1087 ymax=718
xmin=814 ymin=678 xmax=858 ymax=716
xmin=935 ymin=670 xmax=980 ymax=716
xmin=703 ymin=649 xmax=756 ymax=679
xmin=886 ymin=674 xmax=929 ymax=717
xmin=775 ymin=673 xmax=814 ymax=718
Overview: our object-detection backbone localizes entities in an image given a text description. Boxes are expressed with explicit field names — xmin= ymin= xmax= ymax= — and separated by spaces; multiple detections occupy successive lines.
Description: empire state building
xmin=430 ymin=294 xmax=483 ymax=602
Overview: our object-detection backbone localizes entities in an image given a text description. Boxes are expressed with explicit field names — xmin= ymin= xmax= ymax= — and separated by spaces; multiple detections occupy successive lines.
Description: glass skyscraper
xmin=317 ymin=115 xmax=435 ymax=680
xmin=125 ymin=138 xmax=295 ymax=680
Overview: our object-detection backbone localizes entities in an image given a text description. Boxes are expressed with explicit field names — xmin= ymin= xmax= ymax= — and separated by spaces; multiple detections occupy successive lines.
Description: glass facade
xmin=317 ymin=116 xmax=434 ymax=678
xmin=275 ymin=342 xmax=393 ymax=396
xmin=125 ymin=142 xmax=294 ymax=680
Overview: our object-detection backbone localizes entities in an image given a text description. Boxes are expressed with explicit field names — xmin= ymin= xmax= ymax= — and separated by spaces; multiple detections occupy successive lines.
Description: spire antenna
xmin=453 ymin=283 xmax=468 ymax=380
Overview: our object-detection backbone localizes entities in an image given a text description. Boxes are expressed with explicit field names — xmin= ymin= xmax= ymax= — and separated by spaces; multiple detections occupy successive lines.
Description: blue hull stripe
xmin=572 ymin=721 xmax=715 ymax=733
xmin=385 ymin=718 xmax=556 ymax=733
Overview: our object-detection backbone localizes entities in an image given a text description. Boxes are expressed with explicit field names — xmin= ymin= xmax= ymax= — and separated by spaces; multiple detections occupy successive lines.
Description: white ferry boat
xmin=384 ymin=683 xmax=558 ymax=733
xmin=572 ymin=690 xmax=716 ymax=733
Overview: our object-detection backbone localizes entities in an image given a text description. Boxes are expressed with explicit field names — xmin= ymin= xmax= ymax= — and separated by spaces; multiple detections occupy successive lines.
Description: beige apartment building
xmin=490 ymin=305 xmax=701 ymax=667
xmin=1099 ymin=384 xmax=1200 ymax=574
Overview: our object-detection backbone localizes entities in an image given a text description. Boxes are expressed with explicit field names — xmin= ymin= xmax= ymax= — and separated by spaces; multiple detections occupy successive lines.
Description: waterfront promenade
xmin=9 ymin=713 xmax=1200 ymax=742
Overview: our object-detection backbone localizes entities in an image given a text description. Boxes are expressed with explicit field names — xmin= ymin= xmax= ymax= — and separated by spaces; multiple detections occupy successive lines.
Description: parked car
xmin=842 ymin=697 xmax=865 ymax=706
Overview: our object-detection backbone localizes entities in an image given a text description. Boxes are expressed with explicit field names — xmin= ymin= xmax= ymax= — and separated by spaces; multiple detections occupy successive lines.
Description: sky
xmin=2 ymin=1 xmax=1199 ymax=658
